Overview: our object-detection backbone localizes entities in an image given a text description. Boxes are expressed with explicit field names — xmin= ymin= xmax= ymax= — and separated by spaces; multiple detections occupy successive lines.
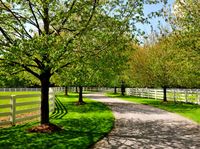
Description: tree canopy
xmin=0 ymin=0 xmax=168 ymax=127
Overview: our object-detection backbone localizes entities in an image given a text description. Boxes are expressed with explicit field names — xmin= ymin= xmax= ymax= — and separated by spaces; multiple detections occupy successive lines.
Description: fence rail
xmin=0 ymin=87 xmax=64 ymax=126
xmin=126 ymin=88 xmax=200 ymax=104
xmin=66 ymin=86 xmax=200 ymax=105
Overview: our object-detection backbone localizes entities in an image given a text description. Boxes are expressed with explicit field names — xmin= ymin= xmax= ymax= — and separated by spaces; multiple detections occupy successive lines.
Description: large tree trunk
xmin=121 ymin=81 xmax=125 ymax=96
xmin=40 ymin=75 xmax=50 ymax=124
xmin=114 ymin=87 xmax=117 ymax=94
xmin=77 ymin=86 xmax=85 ymax=105
xmin=75 ymin=86 xmax=78 ymax=93
xmin=163 ymin=86 xmax=167 ymax=102
xmin=79 ymin=86 xmax=83 ymax=103
xmin=65 ymin=86 xmax=68 ymax=96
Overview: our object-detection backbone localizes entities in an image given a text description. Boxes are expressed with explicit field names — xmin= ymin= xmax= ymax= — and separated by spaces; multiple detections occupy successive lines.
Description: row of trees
xmin=1 ymin=0 xmax=198 ymax=128
xmin=126 ymin=0 xmax=200 ymax=101
xmin=1 ymin=0 xmax=166 ymax=128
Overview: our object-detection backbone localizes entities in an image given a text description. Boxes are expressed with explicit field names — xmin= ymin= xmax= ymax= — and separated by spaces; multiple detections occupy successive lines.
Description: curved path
xmin=85 ymin=93 xmax=200 ymax=149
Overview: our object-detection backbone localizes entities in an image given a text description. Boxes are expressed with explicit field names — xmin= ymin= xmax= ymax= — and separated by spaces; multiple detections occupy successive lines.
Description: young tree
xmin=57 ymin=17 xmax=132 ymax=103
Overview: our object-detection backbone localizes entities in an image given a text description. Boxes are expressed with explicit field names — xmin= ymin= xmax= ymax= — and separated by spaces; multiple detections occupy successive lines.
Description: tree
xmin=0 ymin=0 xmax=166 ymax=129
xmin=128 ymin=0 xmax=200 ymax=101
xmin=56 ymin=15 xmax=133 ymax=103
xmin=168 ymin=0 xmax=200 ymax=87
xmin=0 ymin=0 xmax=98 ymax=126
xmin=129 ymin=32 xmax=200 ymax=101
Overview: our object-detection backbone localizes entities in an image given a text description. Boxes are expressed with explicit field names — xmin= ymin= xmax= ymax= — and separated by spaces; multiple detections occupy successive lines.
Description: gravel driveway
xmin=85 ymin=93 xmax=200 ymax=149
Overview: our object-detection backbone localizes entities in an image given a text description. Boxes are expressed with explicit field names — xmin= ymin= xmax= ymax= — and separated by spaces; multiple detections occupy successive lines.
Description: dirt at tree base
xmin=28 ymin=123 xmax=62 ymax=133
xmin=75 ymin=101 xmax=86 ymax=105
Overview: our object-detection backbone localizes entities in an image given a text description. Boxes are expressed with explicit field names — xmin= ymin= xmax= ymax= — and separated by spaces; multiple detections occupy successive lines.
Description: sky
xmin=137 ymin=0 xmax=175 ymax=35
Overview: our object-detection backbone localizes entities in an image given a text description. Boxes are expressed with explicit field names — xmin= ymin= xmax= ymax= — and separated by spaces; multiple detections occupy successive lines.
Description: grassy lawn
xmin=0 ymin=93 xmax=114 ymax=149
xmin=0 ymin=91 xmax=40 ymax=96
xmin=0 ymin=91 xmax=40 ymax=113
xmin=107 ymin=93 xmax=200 ymax=124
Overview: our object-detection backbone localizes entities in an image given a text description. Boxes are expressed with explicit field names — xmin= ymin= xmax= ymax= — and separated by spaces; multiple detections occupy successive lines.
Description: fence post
xmin=135 ymin=89 xmax=137 ymax=97
xmin=49 ymin=88 xmax=55 ymax=112
xmin=185 ymin=90 xmax=188 ymax=103
xmin=198 ymin=90 xmax=200 ymax=104
xmin=52 ymin=93 xmax=55 ymax=112
xmin=155 ymin=89 xmax=157 ymax=100
xmin=10 ymin=95 xmax=16 ymax=126
xmin=173 ymin=89 xmax=176 ymax=102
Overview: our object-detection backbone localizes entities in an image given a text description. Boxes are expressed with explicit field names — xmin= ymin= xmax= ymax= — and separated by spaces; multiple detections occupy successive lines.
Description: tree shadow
xmin=0 ymin=94 xmax=114 ymax=149
xmin=0 ymin=122 xmax=107 ymax=149
xmin=86 ymin=93 xmax=200 ymax=148
xmin=50 ymin=96 xmax=68 ymax=119
xmin=56 ymin=94 xmax=79 ymax=99
xmin=92 ymin=119 xmax=200 ymax=149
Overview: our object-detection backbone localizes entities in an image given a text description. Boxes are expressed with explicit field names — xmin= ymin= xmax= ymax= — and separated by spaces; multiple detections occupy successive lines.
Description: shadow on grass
xmin=56 ymin=94 xmax=79 ymax=99
xmin=50 ymin=96 xmax=68 ymax=119
xmin=0 ymin=119 xmax=111 ymax=149
xmin=0 ymin=94 xmax=114 ymax=149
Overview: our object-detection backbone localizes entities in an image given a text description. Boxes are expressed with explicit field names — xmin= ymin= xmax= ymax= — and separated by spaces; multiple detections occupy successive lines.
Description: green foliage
xmin=0 ymin=93 xmax=114 ymax=148
xmin=128 ymin=0 xmax=200 ymax=89
xmin=107 ymin=93 xmax=200 ymax=123
xmin=0 ymin=71 xmax=38 ymax=87
xmin=128 ymin=32 xmax=200 ymax=88
xmin=0 ymin=0 xmax=166 ymax=82
xmin=54 ymin=15 xmax=134 ymax=87
xmin=0 ymin=0 xmax=168 ymax=124
xmin=172 ymin=0 xmax=200 ymax=33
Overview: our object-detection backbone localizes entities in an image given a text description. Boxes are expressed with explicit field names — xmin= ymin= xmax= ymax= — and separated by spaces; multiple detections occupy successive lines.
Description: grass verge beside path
xmin=0 ymin=93 xmax=114 ymax=149
xmin=107 ymin=93 xmax=200 ymax=124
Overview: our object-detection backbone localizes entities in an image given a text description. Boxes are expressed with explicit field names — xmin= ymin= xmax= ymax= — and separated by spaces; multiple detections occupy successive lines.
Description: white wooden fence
xmin=67 ymin=87 xmax=113 ymax=92
xmin=0 ymin=88 xmax=41 ymax=92
xmin=0 ymin=87 xmax=64 ymax=126
xmin=126 ymin=88 xmax=200 ymax=104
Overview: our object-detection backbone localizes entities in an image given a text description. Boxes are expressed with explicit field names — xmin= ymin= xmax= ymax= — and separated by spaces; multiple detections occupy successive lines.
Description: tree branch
xmin=57 ymin=0 xmax=77 ymax=33
xmin=9 ymin=25 xmax=24 ymax=39
xmin=52 ymin=62 xmax=72 ymax=75
xmin=56 ymin=0 xmax=98 ymax=61
xmin=22 ymin=64 xmax=40 ymax=78
xmin=0 ymin=0 xmax=32 ymax=39
xmin=79 ymin=0 xmax=97 ymax=34
xmin=27 ymin=0 xmax=42 ymax=35
xmin=0 ymin=27 xmax=13 ymax=44
xmin=0 ymin=58 xmax=40 ymax=78
xmin=34 ymin=58 xmax=44 ymax=69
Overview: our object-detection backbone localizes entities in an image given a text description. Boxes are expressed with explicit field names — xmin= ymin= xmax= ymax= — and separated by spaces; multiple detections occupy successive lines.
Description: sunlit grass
xmin=107 ymin=93 xmax=200 ymax=124
xmin=0 ymin=93 xmax=114 ymax=149
xmin=0 ymin=91 xmax=40 ymax=113
xmin=0 ymin=91 xmax=40 ymax=96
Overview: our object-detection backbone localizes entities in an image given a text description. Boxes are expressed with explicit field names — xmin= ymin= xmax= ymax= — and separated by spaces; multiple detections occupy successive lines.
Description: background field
xmin=0 ymin=91 xmax=40 ymax=113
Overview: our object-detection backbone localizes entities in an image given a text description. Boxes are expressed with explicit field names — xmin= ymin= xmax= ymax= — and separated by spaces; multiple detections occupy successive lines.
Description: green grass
xmin=0 ymin=91 xmax=40 ymax=96
xmin=0 ymin=93 xmax=114 ymax=149
xmin=0 ymin=91 xmax=40 ymax=112
xmin=107 ymin=93 xmax=200 ymax=124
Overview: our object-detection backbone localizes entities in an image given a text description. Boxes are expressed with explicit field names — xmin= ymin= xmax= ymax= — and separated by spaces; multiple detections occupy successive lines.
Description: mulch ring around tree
xmin=28 ymin=123 xmax=62 ymax=133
